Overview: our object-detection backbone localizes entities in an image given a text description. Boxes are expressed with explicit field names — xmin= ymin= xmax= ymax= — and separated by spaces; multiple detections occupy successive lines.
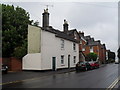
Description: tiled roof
xmin=87 ymin=41 xmax=100 ymax=46
xmin=41 ymin=26 xmax=79 ymax=43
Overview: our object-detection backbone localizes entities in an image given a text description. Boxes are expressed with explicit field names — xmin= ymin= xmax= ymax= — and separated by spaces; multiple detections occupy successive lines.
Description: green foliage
xmin=13 ymin=40 xmax=27 ymax=59
xmin=86 ymin=53 xmax=98 ymax=61
xmin=2 ymin=4 xmax=33 ymax=58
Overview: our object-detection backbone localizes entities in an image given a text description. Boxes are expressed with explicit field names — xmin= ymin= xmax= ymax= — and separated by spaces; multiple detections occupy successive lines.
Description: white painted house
xmin=22 ymin=9 xmax=79 ymax=71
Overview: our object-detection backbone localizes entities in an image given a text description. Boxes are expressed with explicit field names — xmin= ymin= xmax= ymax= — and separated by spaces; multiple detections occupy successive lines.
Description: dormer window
xmin=80 ymin=40 xmax=82 ymax=44
xmin=74 ymin=32 xmax=77 ymax=39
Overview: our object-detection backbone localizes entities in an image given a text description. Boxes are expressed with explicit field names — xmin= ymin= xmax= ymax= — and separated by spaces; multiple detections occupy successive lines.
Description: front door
xmin=52 ymin=57 xmax=56 ymax=71
xmin=68 ymin=55 xmax=70 ymax=69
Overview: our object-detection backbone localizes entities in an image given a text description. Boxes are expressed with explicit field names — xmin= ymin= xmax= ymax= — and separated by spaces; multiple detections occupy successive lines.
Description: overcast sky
xmin=3 ymin=1 xmax=118 ymax=56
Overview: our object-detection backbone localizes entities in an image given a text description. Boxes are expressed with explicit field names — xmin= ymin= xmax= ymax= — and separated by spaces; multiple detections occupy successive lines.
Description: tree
xmin=2 ymin=4 xmax=33 ymax=58
xmin=13 ymin=39 xmax=27 ymax=59
xmin=86 ymin=53 xmax=98 ymax=61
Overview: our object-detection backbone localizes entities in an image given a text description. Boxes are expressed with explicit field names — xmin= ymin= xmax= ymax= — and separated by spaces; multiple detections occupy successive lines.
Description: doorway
xmin=68 ymin=55 xmax=70 ymax=69
xmin=52 ymin=57 xmax=56 ymax=71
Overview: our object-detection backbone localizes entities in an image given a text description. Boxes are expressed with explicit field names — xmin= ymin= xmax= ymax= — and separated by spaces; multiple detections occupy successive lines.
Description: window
xmin=80 ymin=40 xmax=82 ymax=44
xmin=82 ymin=48 xmax=85 ymax=51
xmin=61 ymin=39 xmax=64 ymax=49
xmin=73 ymin=56 xmax=76 ymax=64
xmin=61 ymin=55 xmax=64 ymax=64
xmin=90 ymin=47 xmax=93 ymax=52
xmin=74 ymin=32 xmax=77 ymax=39
xmin=73 ymin=43 xmax=76 ymax=51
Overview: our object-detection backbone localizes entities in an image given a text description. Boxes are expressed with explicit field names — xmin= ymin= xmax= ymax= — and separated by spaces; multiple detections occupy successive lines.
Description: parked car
xmin=2 ymin=64 xmax=8 ymax=74
xmin=88 ymin=61 xmax=96 ymax=69
xmin=88 ymin=61 xmax=99 ymax=69
xmin=115 ymin=60 xmax=119 ymax=64
xmin=85 ymin=61 xmax=92 ymax=70
xmin=76 ymin=61 xmax=91 ymax=71
xmin=94 ymin=61 xmax=99 ymax=68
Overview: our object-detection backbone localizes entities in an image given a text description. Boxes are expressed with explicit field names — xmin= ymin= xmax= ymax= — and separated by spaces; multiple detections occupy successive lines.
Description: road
xmin=2 ymin=63 xmax=119 ymax=88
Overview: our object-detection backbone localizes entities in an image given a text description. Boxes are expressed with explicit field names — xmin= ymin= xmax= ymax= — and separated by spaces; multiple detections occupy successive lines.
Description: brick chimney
xmin=79 ymin=31 xmax=84 ymax=37
xmin=63 ymin=19 xmax=69 ymax=33
xmin=97 ymin=40 xmax=101 ymax=44
xmin=42 ymin=8 xmax=49 ymax=28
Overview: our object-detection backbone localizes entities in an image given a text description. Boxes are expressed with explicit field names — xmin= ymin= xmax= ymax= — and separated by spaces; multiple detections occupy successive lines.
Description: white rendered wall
xmin=22 ymin=25 xmax=42 ymax=70
xmin=22 ymin=53 xmax=41 ymax=70
xmin=41 ymin=30 xmax=79 ymax=70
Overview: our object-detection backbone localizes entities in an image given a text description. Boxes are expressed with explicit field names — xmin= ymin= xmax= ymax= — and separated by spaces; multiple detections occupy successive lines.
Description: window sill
xmin=61 ymin=48 xmax=65 ymax=50
xmin=74 ymin=50 xmax=77 ymax=52
xmin=61 ymin=64 xmax=65 ymax=66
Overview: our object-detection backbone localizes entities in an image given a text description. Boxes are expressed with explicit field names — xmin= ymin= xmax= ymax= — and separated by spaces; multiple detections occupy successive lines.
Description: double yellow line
xmin=106 ymin=76 xmax=120 ymax=90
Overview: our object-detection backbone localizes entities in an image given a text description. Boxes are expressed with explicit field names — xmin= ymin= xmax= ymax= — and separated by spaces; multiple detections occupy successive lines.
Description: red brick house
xmin=78 ymin=32 xmax=106 ymax=64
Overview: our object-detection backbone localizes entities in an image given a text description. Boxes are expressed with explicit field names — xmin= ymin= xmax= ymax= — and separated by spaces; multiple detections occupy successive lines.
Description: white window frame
xmin=61 ymin=39 xmax=64 ymax=49
xmin=73 ymin=43 xmax=76 ymax=51
xmin=61 ymin=55 xmax=64 ymax=64
xmin=73 ymin=56 xmax=76 ymax=64
xmin=90 ymin=46 xmax=93 ymax=52
xmin=82 ymin=47 xmax=85 ymax=51
xmin=74 ymin=32 xmax=77 ymax=39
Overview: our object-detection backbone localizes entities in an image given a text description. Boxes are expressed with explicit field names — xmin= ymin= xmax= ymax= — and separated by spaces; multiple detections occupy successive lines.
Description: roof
xmin=84 ymin=36 xmax=91 ymax=40
xmin=41 ymin=26 xmax=79 ymax=43
xmin=87 ymin=41 xmax=100 ymax=46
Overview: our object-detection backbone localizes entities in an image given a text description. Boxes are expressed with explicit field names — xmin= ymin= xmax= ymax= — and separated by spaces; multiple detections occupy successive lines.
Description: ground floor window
xmin=73 ymin=56 xmax=76 ymax=64
xmin=61 ymin=55 xmax=64 ymax=64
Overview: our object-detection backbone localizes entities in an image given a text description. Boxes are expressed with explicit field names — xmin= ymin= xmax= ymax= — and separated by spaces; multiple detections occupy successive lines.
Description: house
xmin=106 ymin=50 xmax=115 ymax=63
xmin=66 ymin=29 xmax=86 ymax=62
xmin=84 ymin=36 xmax=106 ymax=64
xmin=77 ymin=33 xmax=106 ymax=64
xmin=22 ymin=9 xmax=79 ymax=71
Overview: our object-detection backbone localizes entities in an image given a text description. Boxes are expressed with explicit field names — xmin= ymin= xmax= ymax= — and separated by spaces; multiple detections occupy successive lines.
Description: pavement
xmin=7 ymin=63 xmax=106 ymax=75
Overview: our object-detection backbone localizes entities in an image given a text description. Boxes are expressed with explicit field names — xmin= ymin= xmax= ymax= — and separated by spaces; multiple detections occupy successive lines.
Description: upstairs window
xmin=90 ymin=47 xmax=93 ymax=52
xmin=61 ymin=39 xmax=64 ymax=49
xmin=82 ymin=47 xmax=85 ymax=51
xmin=74 ymin=32 xmax=77 ymax=39
xmin=73 ymin=43 xmax=76 ymax=51
xmin=80 ymin=40 xmax=82 ymax=44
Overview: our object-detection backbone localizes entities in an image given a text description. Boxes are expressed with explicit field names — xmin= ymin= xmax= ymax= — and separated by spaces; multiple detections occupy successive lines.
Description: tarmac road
xmin=2 ymin=63 xmax=119 ymax=89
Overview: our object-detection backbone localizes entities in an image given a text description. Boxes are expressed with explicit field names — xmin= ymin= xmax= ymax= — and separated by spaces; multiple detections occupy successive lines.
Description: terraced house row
xmin=22 ymin=8 xmax=110 ymax=71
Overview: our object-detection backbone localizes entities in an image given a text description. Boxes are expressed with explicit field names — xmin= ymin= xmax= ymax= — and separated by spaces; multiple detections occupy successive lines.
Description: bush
xmin=86 ymin=53 xmax=98 ymax=61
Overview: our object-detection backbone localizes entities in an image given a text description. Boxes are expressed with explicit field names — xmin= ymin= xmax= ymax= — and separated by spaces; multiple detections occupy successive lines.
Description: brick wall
xmin=1 ymin=57 xmax=22 ymax=71
xmin=10 ymin=57 xmax=22 ymax=71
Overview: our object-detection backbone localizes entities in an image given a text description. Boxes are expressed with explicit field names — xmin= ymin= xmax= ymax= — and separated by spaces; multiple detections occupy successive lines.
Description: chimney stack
xmin=97 ymin=40 xmax=101 ymax=43
xmin=42 ymin=8 xmax=49 ymax=28
xmin=63 ymin=19 xmax=68 ymax=33
xmin=79 ymin=31 xmax=84 ymax=37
